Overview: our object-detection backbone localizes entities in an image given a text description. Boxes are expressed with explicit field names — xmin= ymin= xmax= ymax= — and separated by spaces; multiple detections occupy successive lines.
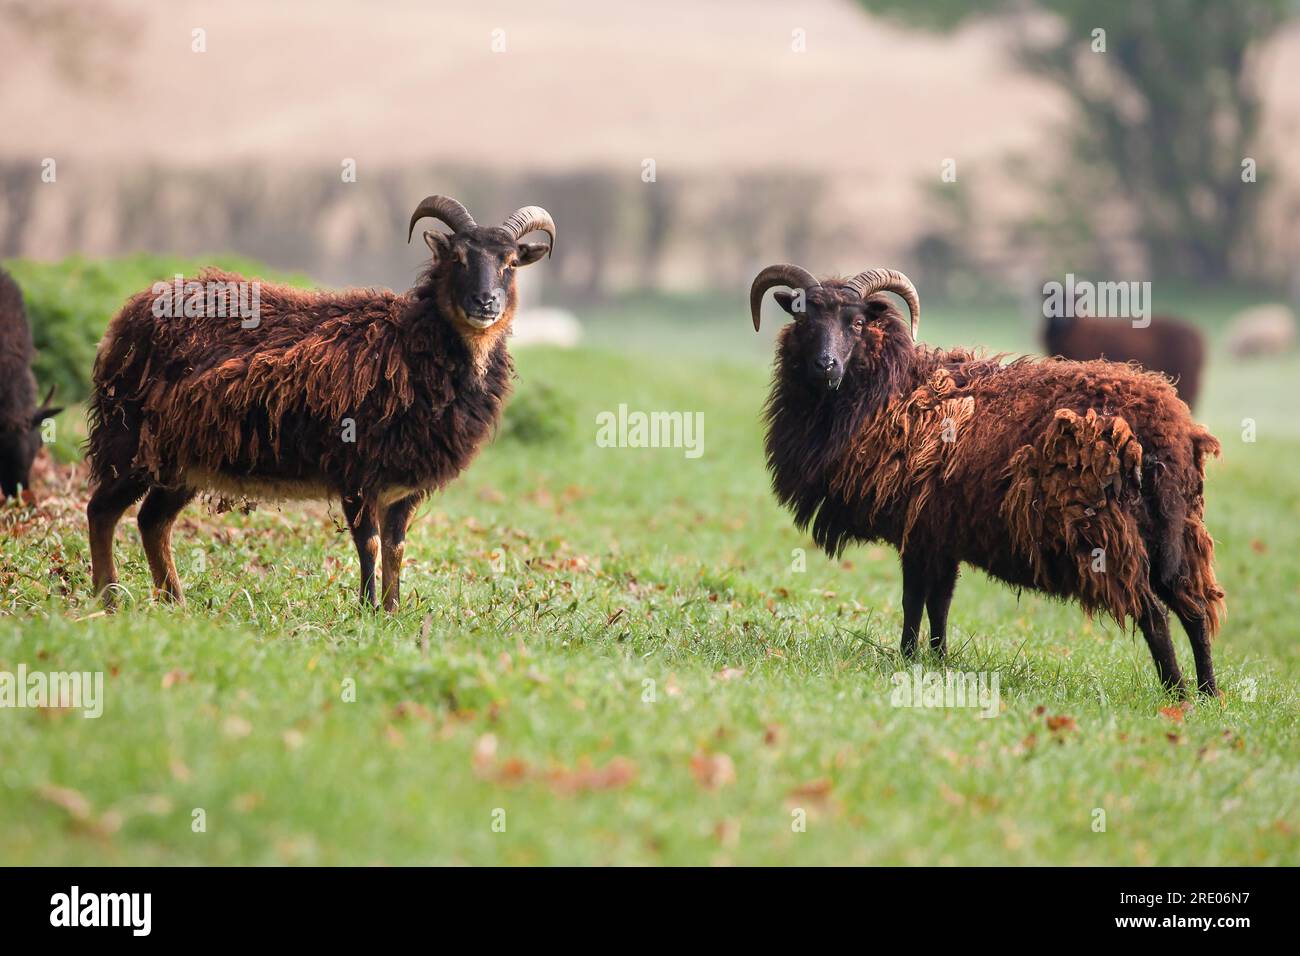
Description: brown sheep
xmin=87 ymin=196 xmax=555 ymax=610
xmin=752 ymin=264 xmax=1224 ymax=697
xmin=1043 ymin=310 xmax=1205 ymax=410
xmin=0 ymin=267 xmax=61 ymax=500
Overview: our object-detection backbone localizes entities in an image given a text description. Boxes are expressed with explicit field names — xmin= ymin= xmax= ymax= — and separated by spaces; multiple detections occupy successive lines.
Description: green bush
xmin=497 ymin=376 xmax=574 ymax=446
xmin=3 ymin=254 xmax=311 ymax=403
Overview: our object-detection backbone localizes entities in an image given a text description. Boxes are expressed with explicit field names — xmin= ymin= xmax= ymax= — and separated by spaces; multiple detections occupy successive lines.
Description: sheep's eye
xmin=852 ymin=317 xmax=865 ymax=332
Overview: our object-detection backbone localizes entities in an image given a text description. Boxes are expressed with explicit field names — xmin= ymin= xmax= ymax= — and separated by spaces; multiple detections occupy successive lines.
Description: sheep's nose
xmin=472 ymin=292 xmax=500 ymax=309
xmin=816 ymin=354 xmax=839 ymax=372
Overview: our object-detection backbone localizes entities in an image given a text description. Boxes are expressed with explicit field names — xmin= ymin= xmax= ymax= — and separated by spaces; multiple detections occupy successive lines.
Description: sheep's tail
xmin=85 ymin=290 xmax=154 ymax=489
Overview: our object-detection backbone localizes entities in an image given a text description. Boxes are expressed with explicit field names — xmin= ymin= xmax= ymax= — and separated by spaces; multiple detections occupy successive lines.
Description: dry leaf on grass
xmin=37 ymin=784 xmax=123 ymax=837
xmin=222 ymin=715 xmax=253 ymax=738
xmin=471 ymin=735 xmax=636 ymax=794
xmin=38 ymin=784 xmax=93 ymax=821
xmin=546 ymin=757 xmax=637 ymax=795
xmin=689 ymin=751 xmax=736 ymax=790
xmin=1045 ymin=714 xmax=1077 ymax=734
xmin=713 ymin=819 xmax=741 ymax=847
xmin=1159 ymin=703 xmax=1190 ymax=723
xmin=787 ymin=777 xmax=835 ymax=811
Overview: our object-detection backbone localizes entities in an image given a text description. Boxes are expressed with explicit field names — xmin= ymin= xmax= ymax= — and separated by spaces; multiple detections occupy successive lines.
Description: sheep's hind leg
xmin=1172 ymin=608 xmax=1217 ymax=697
xmin=138 ymin=485 xmax=196 ymax=603
xmin=342 ymin=495 xmax=380 ymax=609
xmin=87 ymin=475 xmax=148 ymax=608
xmin=1138 ymin=600 xmax=1188 ymax=698
xmin=925 ymin=561 xmax=959 ymax=658
xmin=1151 ymin=579 xmax=1218 ymax=697
xmin=380 ymin=494 xmax=420 ymax=612
xmin=899 ymin=555 xmax=927 ymax=658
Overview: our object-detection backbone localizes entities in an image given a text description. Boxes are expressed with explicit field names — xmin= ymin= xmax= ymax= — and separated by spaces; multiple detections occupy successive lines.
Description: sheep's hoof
xmin=154 ymin=586 xmax=185 ymax=605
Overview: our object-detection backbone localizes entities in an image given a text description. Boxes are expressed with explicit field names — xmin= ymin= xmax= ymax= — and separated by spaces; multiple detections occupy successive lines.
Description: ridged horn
xmin=500 ymin=205 xmax=556 ymax=256
xmin=407 ymin=195 xmax=476 ymax=243
xmin=844 ymin=268 xmax=921 ymax=340
xmin=749 ymin=263 xmax=821 ymax=331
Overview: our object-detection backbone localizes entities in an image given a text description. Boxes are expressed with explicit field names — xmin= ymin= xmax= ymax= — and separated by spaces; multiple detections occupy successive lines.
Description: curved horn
xmin=749 ymin=263 xmax=820 ymax=331
xmin=500 ymin=205 xmax=556 ymax=256
xmin=844 ymin=268 xmax=921 ymax=340
xmin=407 ymin=195 xmax=476 ymax=243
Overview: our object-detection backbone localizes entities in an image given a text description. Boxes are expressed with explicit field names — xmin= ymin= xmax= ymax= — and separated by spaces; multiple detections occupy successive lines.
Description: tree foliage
xmin=858 ymin=0 xmax=1296 ymax=280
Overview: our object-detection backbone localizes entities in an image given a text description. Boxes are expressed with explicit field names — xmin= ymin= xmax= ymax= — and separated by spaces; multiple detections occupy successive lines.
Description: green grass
xmin=2 ymin=291 xmax=1297 ymax=865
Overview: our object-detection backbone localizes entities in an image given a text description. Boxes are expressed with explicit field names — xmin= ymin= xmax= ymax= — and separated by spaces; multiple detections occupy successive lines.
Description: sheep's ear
xmin=863 ymin=297 xmax=891 ymax=318
xmin=32 ymin=406 xmax=63 ymax=428
xmin=423 ymin=230 xmax=449 ymax=259
xmin=773 ymin=291 xmax=798 ymax=315
xmin=516 ymin=242 xmax=549 ymax=267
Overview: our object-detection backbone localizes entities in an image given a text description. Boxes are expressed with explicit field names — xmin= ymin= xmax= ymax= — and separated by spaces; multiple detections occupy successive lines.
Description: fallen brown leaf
xmin=545 ymin=757 xmax=637 ymax=795
xmin=689 ymin=751 xmax=736 ymax=790
xmin=38 ymin=784 xmax=92 ymax=821
xmin=1159 ymin=703 xmax=1189 ymax=723
xmin=1046 ymin=715 xmax=1077 ymax=733
xmin=788 ymin=777 xmax=833 ymax=800
xmin=223 ymin=715 xmax=253 ymax=738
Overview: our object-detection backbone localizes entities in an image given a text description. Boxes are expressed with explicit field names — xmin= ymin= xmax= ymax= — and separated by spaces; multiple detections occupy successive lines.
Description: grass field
xmin=2 ymin=290 xmax=1298 ymax=865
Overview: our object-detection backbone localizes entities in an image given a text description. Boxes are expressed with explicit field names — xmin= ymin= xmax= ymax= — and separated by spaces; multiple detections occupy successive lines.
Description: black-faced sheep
xmin=87 ymin=196 xmax=555 ymax=610
xmin=752 ymin=264 xmax=1224 ymax=696
xmin=0 ymin=267 xmax=61 ymax=500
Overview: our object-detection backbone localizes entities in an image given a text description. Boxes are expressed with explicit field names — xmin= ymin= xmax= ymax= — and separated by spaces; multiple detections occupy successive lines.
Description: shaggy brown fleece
xmin=88 ymin=266 xmax=512 ymax=503
xmin=763 ymin=280 xmax=1224 ymax=693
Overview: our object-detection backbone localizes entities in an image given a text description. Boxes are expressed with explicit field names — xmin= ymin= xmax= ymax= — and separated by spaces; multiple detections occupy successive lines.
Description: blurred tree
xmin=0 ymin=2 xmax=135 ymax=256
xmin=639 ymin=180 xmax=678 ymax=291
xmin=857 ymin=0 xmax=1296 ymax=280
xmin=0 ymin=0 xmax=134 ymax=87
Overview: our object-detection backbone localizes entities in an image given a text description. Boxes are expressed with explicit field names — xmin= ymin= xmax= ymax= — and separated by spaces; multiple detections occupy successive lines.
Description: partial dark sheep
xmin=0 ymin=267 xmax=61 ymax=500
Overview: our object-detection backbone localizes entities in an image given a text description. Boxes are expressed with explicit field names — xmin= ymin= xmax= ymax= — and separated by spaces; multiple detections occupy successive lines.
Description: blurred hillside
xmin=2 ymin=0 xmax=1299 ymax=303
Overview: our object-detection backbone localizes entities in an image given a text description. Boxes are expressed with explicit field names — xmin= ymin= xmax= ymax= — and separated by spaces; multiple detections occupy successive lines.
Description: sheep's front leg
xmin=899 ymin=555 xmax=927 ymax=658
xmin=380 ymin=494 xmax=421 ymax=612
xmin=342 ymin=495 xmax=380 ymax=609
xmin=925 ymin=561 xmax=959 ymax=658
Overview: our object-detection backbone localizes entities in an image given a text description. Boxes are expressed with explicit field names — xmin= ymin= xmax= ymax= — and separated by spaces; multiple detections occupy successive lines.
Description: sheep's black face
xmin=425 ymin=227 xmax=549 ymax=330
xmin=0 ymin=424 xmax=43 ymax=500
xmin=774 ymin=289 xmax=870 ymax=391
